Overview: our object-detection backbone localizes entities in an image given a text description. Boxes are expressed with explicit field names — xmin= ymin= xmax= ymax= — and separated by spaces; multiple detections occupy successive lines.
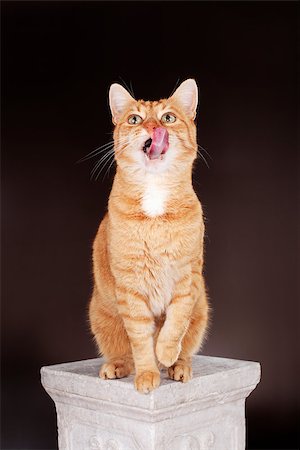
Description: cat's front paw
xmin=134 ymin=370 xmax=160 ymax=394
xmin=156 ymin=339 xmax=181 ymax=368
xmin=99 ymin=360 xmax=133 ymax=379
xmin=168 ymin=361 xmax=192 ymax=383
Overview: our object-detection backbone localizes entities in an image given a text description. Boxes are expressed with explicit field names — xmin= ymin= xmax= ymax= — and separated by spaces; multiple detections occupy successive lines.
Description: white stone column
xmin=41 ymin=355 xmax=261 ymax=450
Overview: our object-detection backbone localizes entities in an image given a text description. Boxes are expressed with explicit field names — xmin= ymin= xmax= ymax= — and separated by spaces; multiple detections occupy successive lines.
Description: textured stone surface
xmin=41 ymin=355 xmax=261 ymax=450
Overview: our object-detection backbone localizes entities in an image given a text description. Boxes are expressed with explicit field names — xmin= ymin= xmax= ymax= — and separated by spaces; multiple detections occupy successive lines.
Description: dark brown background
xmin=1 ymin=1 xmax=298 ymax=449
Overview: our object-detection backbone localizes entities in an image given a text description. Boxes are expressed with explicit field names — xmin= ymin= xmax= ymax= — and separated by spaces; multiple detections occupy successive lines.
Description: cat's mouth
xmin=142 ymin=128 xmax=169 ymax=161
xmin=143 ymin=138 xmax=152 ymax=153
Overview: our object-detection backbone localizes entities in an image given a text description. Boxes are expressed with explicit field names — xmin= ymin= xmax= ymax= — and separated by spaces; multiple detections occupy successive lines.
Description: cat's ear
xmin=170 ymin=79 xmax=198 ymax=119
xmin=109 ymin=83 xmax=135 ymax=124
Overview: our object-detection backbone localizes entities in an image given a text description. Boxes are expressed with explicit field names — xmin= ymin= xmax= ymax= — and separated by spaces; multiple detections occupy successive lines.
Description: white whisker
xmin=93 ymin=136 xmax=141 ymax=181
xmin=78 ymin=136 xmax=129 ymax=163
xmin=91 ymin=150 xmax=115 ymax=180
xmin=198 ymin=144 xmax=212 ymax=161
xmin=196 ymin=148 xmax=209 ymax=168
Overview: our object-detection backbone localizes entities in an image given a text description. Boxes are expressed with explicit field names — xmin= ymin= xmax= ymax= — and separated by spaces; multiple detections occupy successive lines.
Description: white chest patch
xmin=141 ymin=178 xmax=169 ymax=217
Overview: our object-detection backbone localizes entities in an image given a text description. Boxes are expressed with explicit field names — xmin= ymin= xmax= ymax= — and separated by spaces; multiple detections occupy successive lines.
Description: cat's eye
xmin=161 ymin=112 xmax=176 ymax=124
xmin=128 ymin=114 xmax=143 ymax=125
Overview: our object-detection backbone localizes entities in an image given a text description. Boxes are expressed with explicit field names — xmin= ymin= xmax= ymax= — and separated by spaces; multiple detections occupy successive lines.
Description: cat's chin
xmin=143 ymin=152 xmax=170 ymax=174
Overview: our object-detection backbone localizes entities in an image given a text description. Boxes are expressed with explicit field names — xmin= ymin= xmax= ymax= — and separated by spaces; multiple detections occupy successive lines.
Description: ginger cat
xmin=89 ymin=79 xmax=209 ymax=394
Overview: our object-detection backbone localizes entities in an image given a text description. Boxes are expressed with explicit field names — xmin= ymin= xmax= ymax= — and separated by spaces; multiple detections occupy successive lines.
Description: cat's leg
xmin=168 ymin=278 xmax=209 ymax=382
xmin=156 ymin=266 xmax=194 ymax=368
xmin=116 ymin=284 xmax=160 ymax=394
xmin=89 ymin=290 xmax=134 ymax=379
xmin=156 ymin=265 xmax=209 ymax=372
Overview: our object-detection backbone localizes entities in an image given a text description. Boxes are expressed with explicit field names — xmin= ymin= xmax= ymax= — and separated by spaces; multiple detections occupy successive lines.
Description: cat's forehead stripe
xmin=135 ymin=99 xmax=171 ymax=116
xmin=138 ymin=99 xmax=165 ymax=106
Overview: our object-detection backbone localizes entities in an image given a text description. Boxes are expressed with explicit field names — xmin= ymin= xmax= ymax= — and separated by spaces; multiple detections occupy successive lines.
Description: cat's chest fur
xmin=141 ymin=177 xmax=169 ymax=217
xmin=142 ymin=252 xmax=179 ymax=317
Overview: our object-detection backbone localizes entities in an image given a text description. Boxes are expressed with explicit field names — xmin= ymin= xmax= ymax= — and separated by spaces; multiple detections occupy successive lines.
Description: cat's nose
xmin=143 ymin=120 xmax=160 ymax=135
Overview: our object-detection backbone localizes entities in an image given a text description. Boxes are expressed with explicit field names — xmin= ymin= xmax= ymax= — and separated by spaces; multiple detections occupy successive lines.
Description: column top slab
xmin=41 ymin=355 xmax=260 ymax=419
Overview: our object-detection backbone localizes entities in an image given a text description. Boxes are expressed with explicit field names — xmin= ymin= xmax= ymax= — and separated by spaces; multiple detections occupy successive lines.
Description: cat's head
xmin=109 ymin=79 xmax=198 ymax=177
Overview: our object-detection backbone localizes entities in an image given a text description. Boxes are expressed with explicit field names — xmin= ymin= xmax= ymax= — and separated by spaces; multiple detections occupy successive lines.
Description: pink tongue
xmin=148 ymin=127 xmax=169 ymax=160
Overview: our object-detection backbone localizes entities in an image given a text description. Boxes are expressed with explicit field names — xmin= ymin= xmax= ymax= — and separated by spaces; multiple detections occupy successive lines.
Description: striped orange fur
xmin=89 ymin=79 xmax=209 ymax=393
